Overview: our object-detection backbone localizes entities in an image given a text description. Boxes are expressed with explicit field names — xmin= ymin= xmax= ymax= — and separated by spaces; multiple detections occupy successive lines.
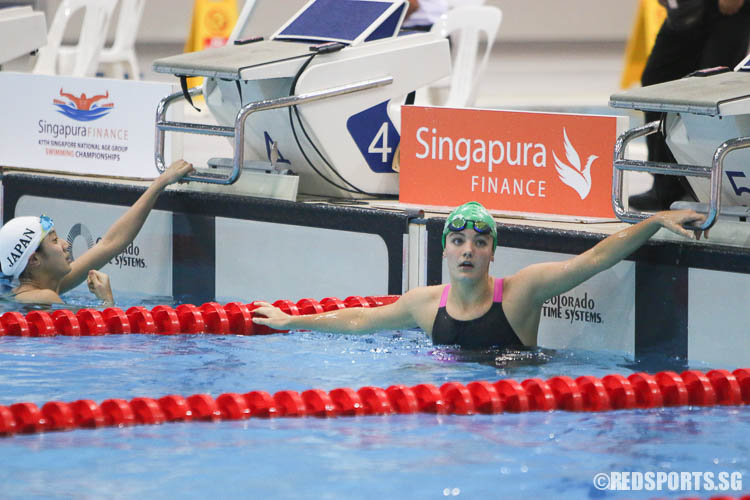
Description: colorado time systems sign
xmin=399 ymin=106 xmax=627 ymax=219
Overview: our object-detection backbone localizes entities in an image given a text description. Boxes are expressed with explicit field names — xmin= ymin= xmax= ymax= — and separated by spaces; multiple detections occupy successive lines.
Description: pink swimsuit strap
xmin=493 ymin=277 xmax=504 ymax=302
xmin=439 ymin=278 xmax=503 ymax=307
xmin=439 ymin=283 xmax=451 ymax=307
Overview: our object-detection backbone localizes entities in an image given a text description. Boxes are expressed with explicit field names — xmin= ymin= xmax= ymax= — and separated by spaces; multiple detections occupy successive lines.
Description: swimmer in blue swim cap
xmin=0 ymin=160 xmax=194 ymax=305
xmin=253 ymin=201 xmax=707 ymax=349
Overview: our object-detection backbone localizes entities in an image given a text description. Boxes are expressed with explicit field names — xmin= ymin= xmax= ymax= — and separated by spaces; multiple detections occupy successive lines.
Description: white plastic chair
xmin=98 ymin=0 xmax=145 ymax=79
xmin=430 ymin=5 xmax=502 ymax=108
xmin=33 ymin=0 xmax=117 ymax=77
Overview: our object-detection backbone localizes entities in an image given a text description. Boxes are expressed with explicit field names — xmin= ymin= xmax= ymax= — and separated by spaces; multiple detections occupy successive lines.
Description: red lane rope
xmin=1 ymin=369 xmax=748 ymax=437
xmin=0 ymin=295 xmax=400 ymax=337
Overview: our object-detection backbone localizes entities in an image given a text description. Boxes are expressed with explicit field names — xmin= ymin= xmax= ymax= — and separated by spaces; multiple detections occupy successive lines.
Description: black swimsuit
xmin=431 ymin=278 xmax=525 ymax=349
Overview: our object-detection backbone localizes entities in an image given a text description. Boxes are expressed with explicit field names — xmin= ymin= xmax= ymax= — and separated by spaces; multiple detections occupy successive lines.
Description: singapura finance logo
xmin=553 ymin=128 xmax=598 ymax=200
xmin=53 ymin=88 xmax=114 ymax=122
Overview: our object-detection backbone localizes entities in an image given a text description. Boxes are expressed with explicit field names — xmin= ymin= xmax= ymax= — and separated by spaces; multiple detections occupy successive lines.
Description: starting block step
xmin=170 ymin=162 xmax=299 ymax=201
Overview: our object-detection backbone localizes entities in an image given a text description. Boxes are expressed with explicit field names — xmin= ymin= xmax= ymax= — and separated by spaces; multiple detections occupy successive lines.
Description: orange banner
xmin=400 ymin=106 xmax=625 ymax=219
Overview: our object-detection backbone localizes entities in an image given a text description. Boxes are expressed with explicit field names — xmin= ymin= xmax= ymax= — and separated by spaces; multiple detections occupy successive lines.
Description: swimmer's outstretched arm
xmin=58 ymin=160 xmax=194 ymax=294
xmin=251 ymin=288 xmax=436 ymax=334
xmin=509 ymin=210 xmax=707 ymax=306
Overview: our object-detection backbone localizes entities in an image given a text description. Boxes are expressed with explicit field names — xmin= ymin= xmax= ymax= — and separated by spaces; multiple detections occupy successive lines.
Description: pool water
xmin=0 ymin=294 xmax=747 ymax=499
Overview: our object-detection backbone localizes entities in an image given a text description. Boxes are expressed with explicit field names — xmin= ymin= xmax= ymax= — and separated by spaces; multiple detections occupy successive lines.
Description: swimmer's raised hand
xmin=655 ymin=209 xmax=709 ymax=240
xmin=157 ymin=159 xmax=195 ymax=187
xmin=87 ymin=269 xmax=114 ymax=306
xmin=251 ymin=301 xmax=291 ymax=328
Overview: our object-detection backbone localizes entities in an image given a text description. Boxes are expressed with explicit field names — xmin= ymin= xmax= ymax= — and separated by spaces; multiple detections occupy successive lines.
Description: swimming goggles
xmin=39 ymin=214 xmax=54 ymax=235
xmin=447 ymin=215 xmax=492 ymax=235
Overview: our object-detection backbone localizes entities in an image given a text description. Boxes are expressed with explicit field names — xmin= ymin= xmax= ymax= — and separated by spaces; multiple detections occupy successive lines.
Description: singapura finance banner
xmin=399 ymin=106 xmax=628 ymax=219
xmin=0 ymin=72 xmax=177 ymax=179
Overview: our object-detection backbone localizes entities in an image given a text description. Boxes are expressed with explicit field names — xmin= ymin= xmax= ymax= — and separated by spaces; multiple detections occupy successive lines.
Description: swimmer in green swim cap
xmin=442 ymin=201 xmax=498 ymax=251
xmin=253 ymin=201 xmax=707 ymax=349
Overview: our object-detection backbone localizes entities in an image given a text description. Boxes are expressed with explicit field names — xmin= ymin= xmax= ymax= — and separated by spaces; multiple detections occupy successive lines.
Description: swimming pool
xmin=0 ymin=293 xmax=747 ymax=499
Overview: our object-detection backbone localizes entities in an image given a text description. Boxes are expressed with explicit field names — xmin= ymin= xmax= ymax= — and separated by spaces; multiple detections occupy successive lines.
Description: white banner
xmin=0 ymin=72 xmax=179 ymax=179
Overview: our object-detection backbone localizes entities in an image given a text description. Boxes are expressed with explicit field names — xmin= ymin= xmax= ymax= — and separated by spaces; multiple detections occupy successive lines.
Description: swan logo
xmin=553 ymin=128 xmax=598 ymax=200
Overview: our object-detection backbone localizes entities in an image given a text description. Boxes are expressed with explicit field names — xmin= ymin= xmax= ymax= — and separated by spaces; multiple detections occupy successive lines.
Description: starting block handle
xmin=154 ymin=76 xmax=393 ymax=186
xmin=611 ymin=121 xmax=750 ymax=231
xmin=231 ymin=76 xmax=394 ymax=186
xmin=155 ymin=86 xmax=244 ymax=185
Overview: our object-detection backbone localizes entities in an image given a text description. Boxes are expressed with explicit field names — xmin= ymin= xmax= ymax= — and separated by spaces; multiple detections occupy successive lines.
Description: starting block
xmin=153 ymin=0 xmax=450 ymax=199
xmin=0 ymin=6 xmax=46 ymax=66
xmin=610 ymin=58 xmax=750 ymax=229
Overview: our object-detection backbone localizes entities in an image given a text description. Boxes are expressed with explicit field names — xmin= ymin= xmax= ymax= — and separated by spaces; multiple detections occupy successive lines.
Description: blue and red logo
xmin=53 ymin=88 xmax=114 ymax=121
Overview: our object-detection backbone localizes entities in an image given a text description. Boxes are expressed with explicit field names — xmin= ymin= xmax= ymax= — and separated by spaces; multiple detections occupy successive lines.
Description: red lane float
xmin=244 ymin=391 xmax=278 ymax=418
xmin=224 ymin=302 xmax=253 ymax=335
xmin=296 ymin=298 xmax=324 ymax=315
xmin=707 ymin=369 xmax=743 ymax=406
xmin=547 ymin=376 xmax=583 ymax=411
xmin=601 ymin=374 xmax=636 ymax=410
xmin=412 ymin=383 xmax=447 ymax=414
xmin=26 ymin=311 xmax=56 ymax=337
xmin=2 ymin=312 xmax=30 ymax=336
xmin=320 ymin=297 xmax=346 ymax=311
xmin=274 ymin=390 xmax=306 ymax=417
xmin=216 ymin=393 xmax=250 ymax=420
xmin=1 ymin=368 xmax=748 ymax=437
xmin=77 ymin=309 xmax=107 ymax=336
xmin=131 ymin=398 xmax=165 ymax=424
xmin=466 ymin=381 xmax=502 ymax=414
xmin=187 ymin=394 xmax=221 ymax=421
xmin=385 ymin=385 xmax=419 ymax=414
xmin=102 ymin=308 xmax=131 ymax=334
xmin=330 ymin=388 xmax=364 ymax=416
xmin=358 ymin=386 xmax=392 ymax=415
xmin=440 ymin=382 xmax=475 ymax=415
xmin=52 ymin=310 xmax=80 ymax=336
xmin=71 ymin=399 xmax=105 ymax=428
xmin=521 ymin=378 xmax=556 ymax=411
xmin=628 ymin=372 xmax=663 ymax=408
xmin=152 ymin=305 xmax=181 ymax=335
xmin=126 ymin=307 xmax=156 ymax=334
xmin=493 ymin=379 xmax=529 ymax=412
xmin=575 ymin=375 xmax=611 ymax=411
xmin=42 ymin=401 xmax=75 ymax=431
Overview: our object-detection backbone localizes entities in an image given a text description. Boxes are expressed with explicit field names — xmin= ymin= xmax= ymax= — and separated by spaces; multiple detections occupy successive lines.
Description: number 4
xmin=368 ymin=122 xmax=392 ymax=163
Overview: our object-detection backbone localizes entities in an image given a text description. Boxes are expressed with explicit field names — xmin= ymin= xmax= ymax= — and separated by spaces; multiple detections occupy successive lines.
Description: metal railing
xmin=612 ymin=120 xmax=750 ymax=230
xmin=155 ymin=76 xmax=394 ymax=185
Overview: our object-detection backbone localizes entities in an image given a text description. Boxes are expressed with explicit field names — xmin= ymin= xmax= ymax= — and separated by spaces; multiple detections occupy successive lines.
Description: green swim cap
xmin=442 ymin=201 xmax=498 ymax=250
